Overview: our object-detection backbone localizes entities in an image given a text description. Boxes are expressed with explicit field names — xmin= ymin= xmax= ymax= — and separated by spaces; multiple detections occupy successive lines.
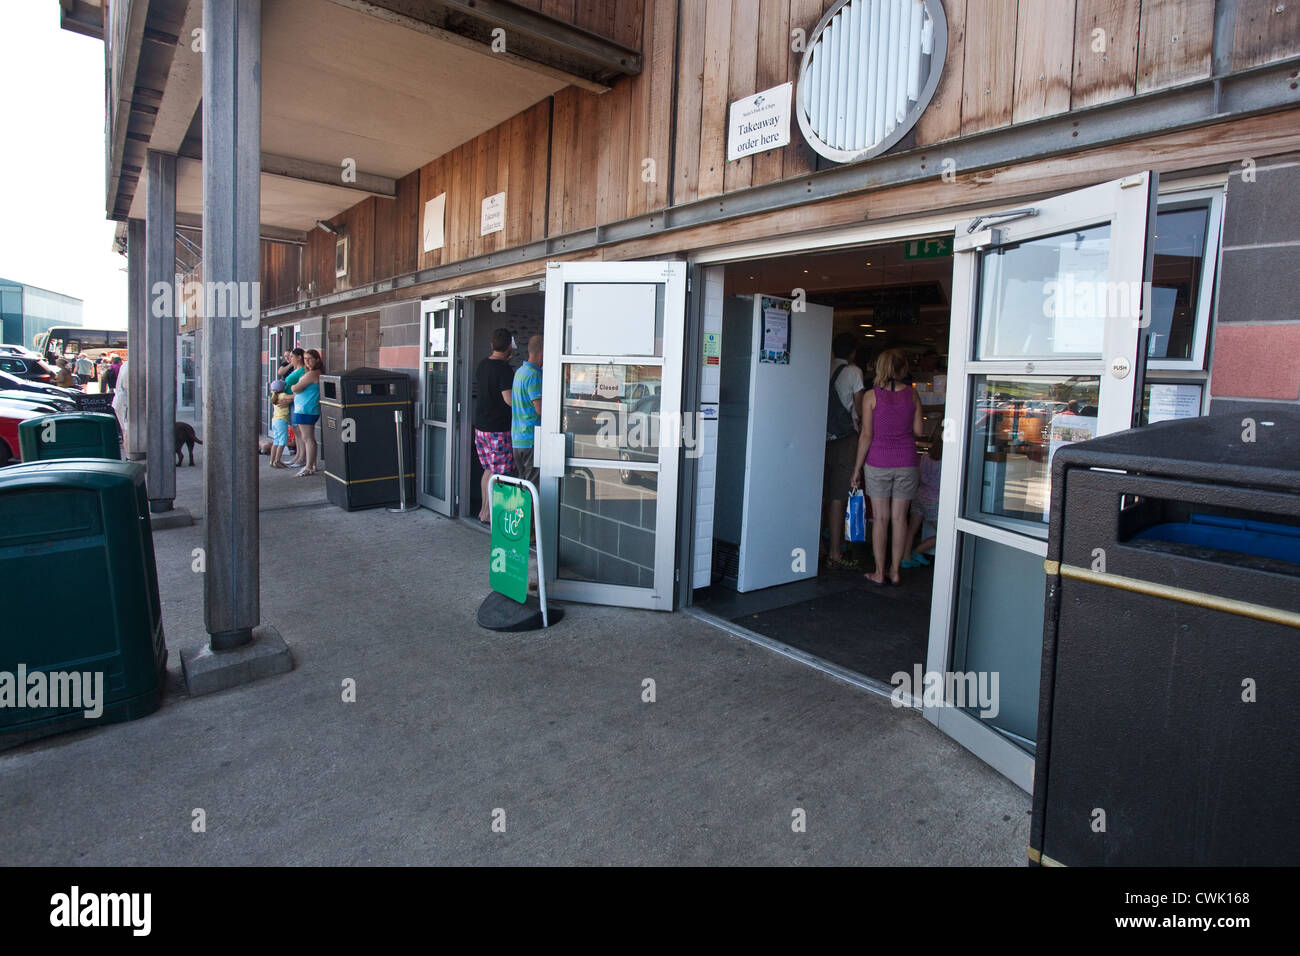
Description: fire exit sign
xmin=903 ymin=236 xmax=953 ymax=260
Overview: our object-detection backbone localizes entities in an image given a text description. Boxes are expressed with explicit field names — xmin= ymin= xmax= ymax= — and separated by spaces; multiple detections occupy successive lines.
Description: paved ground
xmin=2 ymin=424 xmax=1030 ymax=865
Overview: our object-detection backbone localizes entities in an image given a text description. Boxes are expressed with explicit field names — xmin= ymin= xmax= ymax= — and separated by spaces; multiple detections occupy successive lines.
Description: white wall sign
xmin=1147 ymin=383 xmax=1202 ymax=423
xmin=481 ymin=191 xmax=506 ymax=236
xmin=727 ymin=82 xmax=792 ymax=162
xmin=422 ymin=193 xmax=446 ymax=252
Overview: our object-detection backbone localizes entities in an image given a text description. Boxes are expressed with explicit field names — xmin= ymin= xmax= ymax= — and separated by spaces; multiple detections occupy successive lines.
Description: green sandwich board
xmin=490 ymin=479 xmax=532 ymax=604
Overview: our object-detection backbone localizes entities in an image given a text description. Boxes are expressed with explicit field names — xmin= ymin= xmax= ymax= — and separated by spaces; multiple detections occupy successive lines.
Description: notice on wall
xmin=759 ymin=302 xmax=790 ymax=365
xmin=481 ymin=191 xmax=506 ymax=236
xmin=727 ymin=82 xmax=792 ymax=162
xmin=422 ymin=193 xmax=446 ymax=252
xmin=703 ymin=330 xmax=722 ymax=366
xmin=1147 ymin=383 xmax=1202 ymax=423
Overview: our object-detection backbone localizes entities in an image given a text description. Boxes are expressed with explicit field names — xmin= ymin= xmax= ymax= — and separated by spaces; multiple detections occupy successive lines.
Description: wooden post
xmin=125 ymin=219 xmax=147 ymax=461
xmin=145 ymin=150 xmax=177 ymax=511
xmin=201 ymin=0 xmax=261 ymax=650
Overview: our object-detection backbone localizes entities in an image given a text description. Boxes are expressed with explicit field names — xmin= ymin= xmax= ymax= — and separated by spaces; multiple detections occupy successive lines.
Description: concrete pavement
xmin=1 ymin=428 xmax=1030 ymax=865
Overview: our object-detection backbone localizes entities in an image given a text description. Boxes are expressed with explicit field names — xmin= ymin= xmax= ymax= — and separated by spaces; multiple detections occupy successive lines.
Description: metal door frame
xmin=927 ymin=172 xmax=1159 ymax=790
xmin=417 ymin=297 xmax=461 ymax=514
xmin=538 ymin=260 xmax=688 ymax=611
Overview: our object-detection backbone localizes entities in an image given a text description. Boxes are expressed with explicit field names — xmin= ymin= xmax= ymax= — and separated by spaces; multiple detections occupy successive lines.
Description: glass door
xmin=418 ymin=298 xmax=459 ymax=515
xmin=539 ymin=261 xmax=687 ymax=611
xmin=927 ymin=172 xmax=1158 ymax=790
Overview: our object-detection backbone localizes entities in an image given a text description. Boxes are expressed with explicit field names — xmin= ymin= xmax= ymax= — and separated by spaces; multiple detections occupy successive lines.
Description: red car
xmin=0 ymin=400 xmax=42 ymax=464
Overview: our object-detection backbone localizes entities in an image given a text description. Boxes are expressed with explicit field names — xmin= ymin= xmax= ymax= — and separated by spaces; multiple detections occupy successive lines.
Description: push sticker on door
xmin=490 ymin=480 xmax=532 ymax=604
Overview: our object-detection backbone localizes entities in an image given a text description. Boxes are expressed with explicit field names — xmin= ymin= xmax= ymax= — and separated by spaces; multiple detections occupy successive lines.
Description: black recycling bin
xmin=0 ymin=459 xmax=167 ymax=746
xmin=320 ymin=368 xmax=415 ymax=511
xmin=1031 ymin=410 xmax=1300 ymax=866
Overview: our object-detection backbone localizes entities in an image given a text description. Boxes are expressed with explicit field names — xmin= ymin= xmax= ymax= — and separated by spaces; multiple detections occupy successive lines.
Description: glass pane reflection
xmin=967 ymin=376 xmax=1100 ymax=525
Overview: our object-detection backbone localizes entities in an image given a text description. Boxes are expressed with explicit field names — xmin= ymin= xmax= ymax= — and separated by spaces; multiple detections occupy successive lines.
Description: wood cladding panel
xmin=672 ymin=0 xmax=709 ymax=203
xmin=961 ymin=0 xmax=1018 ymax=135
xmin=1232 ymin=0 xmax=1300 ymax=70
xmin=724 ymin=0 xmax=761 ymax=192
xmin=782 ymin=0 xmax=826 ymax=178
xmin=1071 ymin=0 xmax=1140 ymax=109
xmin=414 ymin=99 xmax=550 ymax=269
xmin=626 ymin=0 xmax=676 ymax=216
xmin=1013 ymin=0 xmax=1076 ymax=123
xmin=914 ymin=0 xmax=968 ymax=146
xmin=1137 ymin=0 xmax=1213 ymax=93
xmin=697 ymin=0 xmax=735 ymax=199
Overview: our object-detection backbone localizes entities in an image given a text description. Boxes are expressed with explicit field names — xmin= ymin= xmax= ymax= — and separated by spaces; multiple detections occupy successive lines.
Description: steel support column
xmin=145 ymin=149 xmax=177 ymax=512
xmin=201 ymin=0 xmax=261 ymax=651
xmin=126 ymin=218 xmax=147 ymax=460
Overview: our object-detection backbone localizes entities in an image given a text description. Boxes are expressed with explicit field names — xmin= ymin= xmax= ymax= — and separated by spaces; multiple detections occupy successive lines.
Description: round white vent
xmin=796 ymin=0 xmax=947 ymax=164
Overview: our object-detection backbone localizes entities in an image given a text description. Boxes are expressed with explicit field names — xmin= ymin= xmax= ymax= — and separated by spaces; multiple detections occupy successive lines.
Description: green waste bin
xmin=0 ymin=459 xmax=166 ymax=746
xmin=18 ymin=412 xmax=121 ymax=462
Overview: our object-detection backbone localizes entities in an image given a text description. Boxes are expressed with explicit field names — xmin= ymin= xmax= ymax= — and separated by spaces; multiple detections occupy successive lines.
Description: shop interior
xmin=695 ymin=238 xmax=955 ymax=686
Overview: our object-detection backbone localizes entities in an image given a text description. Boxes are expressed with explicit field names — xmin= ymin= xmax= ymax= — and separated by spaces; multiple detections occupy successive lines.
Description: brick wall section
xmin=1209 ymin=155 xmax=1300 ymax=415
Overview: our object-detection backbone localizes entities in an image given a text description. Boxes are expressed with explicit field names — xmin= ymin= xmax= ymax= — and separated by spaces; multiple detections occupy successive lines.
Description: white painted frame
xmin=926 ymin=172 xmax=1158 ymax=792
xmin=418 ymin=296 xmax=458 ymax=515
xmin=539 ymin=260 xmax=687 ymax=611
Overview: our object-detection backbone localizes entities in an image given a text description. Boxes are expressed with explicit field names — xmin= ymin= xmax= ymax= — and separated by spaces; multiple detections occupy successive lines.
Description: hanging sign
xmin=481 ymin=192 xmax=506 ymax=236
xmin=728 ymin=82 xmax=792 ymax=162
xmin=490 ymin=479 xmax=531 ymax=603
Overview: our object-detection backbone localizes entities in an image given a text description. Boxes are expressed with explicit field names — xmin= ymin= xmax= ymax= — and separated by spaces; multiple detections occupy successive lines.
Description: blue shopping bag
xmin=845 ymin=489 xmax=867 ymax=542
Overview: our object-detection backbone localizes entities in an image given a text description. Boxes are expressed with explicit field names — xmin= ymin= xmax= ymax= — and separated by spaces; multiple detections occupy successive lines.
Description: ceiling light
xmin=315 ymin=220 xmax=340 ymax=235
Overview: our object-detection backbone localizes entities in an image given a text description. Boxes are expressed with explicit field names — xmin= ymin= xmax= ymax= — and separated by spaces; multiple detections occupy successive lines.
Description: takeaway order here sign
xmin=727 ymin=82 xmax=793 ymax=162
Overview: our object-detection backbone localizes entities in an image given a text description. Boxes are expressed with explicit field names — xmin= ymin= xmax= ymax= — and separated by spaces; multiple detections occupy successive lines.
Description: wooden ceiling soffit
xmin=330 ymin=0 xmax=642 ymax=92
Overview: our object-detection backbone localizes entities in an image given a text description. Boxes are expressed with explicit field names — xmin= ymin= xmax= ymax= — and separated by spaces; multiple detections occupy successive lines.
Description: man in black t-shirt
xmin=474 ymin=327 xmax=517 ymax=522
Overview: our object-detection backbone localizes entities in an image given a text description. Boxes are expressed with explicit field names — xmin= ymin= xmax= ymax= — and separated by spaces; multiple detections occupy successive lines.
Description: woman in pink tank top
xmin=851 ymin=348 xmax=924 ymax=586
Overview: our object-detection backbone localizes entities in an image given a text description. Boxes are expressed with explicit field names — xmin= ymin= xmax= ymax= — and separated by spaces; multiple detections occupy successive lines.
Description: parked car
xmin=0 ymin=402 xmax=42 ymax=464
xmin=0 ymin=344 xmax=44 ymax=360
xmin=0 ymin=390 xmax=75 ymax=414
xmin=0 ymin=354 xmax=58 ymax=384
xmin=0 ymin=370 xmax=83 ymax=406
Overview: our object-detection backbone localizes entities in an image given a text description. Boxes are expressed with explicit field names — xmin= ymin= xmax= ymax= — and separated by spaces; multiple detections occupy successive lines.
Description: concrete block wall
xmin=1209 ymin=154 xmax=1300 ymax=416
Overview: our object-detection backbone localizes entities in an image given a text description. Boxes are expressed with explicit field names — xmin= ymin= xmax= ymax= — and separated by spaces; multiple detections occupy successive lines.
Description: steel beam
xmin=145 ymin=150 xmax=178 ymax=512
xmin=175 ymin=211 xmax=307 ymax=245
xmin=202 ymin=0 xmax=262 ymax=651
xmin=126 ymin=219 xmax=148 ymax=460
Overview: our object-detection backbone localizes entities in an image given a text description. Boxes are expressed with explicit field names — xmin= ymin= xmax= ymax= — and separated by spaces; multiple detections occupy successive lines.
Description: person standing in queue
xmin=851 ymin=347 xmax=925 ymax=586
xmin=474 ymin=328 xmax=517 ymax=522
xmin=289 ymin=348 xmax=322 ymax=477
xmin=281 ymin=348 xmax=306 ymax=466
xmin=823 ymin=332 xmax=866 ymax=569
xmin=511 ymin=333 xmax=543 ymax=487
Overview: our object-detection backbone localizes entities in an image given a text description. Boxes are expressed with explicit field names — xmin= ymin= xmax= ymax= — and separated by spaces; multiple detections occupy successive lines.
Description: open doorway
xmin=460 ymin=288 xmax=544 ymax=522
xmin=694 ymin=238 xmax=952 ymax=686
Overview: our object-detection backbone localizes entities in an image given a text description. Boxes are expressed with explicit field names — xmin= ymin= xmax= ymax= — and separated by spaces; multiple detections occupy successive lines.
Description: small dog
xmin=175 ymin=421 xmax=203 ymax=465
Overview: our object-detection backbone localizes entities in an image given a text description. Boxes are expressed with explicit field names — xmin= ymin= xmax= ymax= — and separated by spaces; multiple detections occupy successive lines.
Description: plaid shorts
xmin=474 ymin=429 xmax=514 ymax=475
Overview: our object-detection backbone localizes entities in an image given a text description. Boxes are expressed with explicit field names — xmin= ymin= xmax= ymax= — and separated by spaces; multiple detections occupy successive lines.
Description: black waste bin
xmin=0 ymin=459 xmax=167 ymax=746
xmin=1031 ymin=410 xmax=1300 ymax=866
xmin=320 ymin=368 xmax=415 ymax=511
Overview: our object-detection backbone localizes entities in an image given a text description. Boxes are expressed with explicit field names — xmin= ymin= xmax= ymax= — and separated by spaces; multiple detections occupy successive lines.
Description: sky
xmin=0 ymin=1 xmax=127 ymax=330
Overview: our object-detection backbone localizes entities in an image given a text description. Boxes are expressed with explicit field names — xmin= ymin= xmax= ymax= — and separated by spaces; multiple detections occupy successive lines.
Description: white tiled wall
xmin=692 ymin=266 xmax=725 ymax=589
